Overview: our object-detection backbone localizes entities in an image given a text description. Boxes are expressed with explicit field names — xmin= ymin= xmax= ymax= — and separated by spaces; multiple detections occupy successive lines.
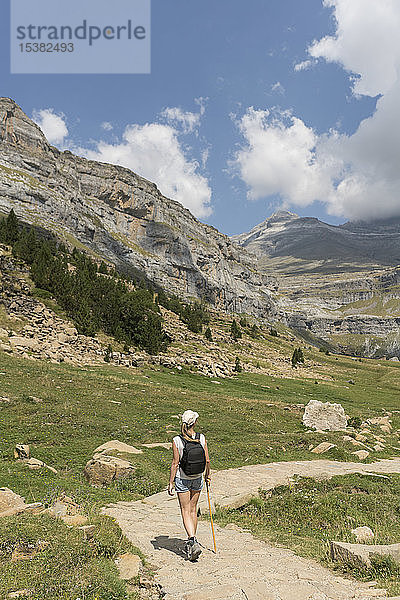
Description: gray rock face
xmin=303 ymin=399 xmax=347 ymax=431
xmin=0 ymin=97 xmax=277 ymax=318
xmin=234 ymin=210 xmax=400 ymax=273
xmin=234 ymin=212 xmax=400 ymax=357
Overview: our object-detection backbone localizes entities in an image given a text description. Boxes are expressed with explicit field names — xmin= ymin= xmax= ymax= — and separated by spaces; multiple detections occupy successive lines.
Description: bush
xmin=230 ymin=320 xmax=242 ymax=341
xmin=204 ymin=327 xmax=213 ymax=341
xmin=348 ymin=416 xmax=362 ymax=429
xmin=234 ymin=356 xmax=242 ymax=372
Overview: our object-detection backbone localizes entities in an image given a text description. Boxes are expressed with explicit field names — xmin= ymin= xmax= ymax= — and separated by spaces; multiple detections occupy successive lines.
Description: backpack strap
xmin=195 ymin=432 xmax=200 ymax=441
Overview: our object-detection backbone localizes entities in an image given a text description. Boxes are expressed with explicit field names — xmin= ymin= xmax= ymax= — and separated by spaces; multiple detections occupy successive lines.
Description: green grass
xmin=215 ymin=473 xmax=400 ymax=595
xmin=1 ymin=348 xmax=400 ymax=598
xmin=0 ymin=513 xmax=140 ymax=600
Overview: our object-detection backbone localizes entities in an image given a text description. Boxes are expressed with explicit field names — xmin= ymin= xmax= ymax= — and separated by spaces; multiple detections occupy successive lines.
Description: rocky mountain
xmin=234 ymin=212 xmax=400 ymax=358
xmin=0 ymin=97 xmax=276 ymax=318
xmin=233 ymin=210 xmax=400 ymax=275
xmin=1 ymin=97 xmax=399 ymax=359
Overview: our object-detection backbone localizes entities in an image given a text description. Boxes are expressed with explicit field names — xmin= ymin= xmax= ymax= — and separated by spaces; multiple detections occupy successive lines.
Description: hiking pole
xmin=206 ymin=480 xmax=217 ymax=553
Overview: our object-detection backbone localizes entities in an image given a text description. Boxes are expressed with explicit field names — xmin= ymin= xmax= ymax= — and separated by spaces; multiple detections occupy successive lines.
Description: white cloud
xmin=101 ymin=121 xmax=113 ymax=131
xmin=294 ymin=59 xmax=312 ymax=72
xmin=32 ymin=108 xmax=68 ymax=145
xmin=160 ymin=107 xmax=201 ymax=134
xmin=80 ymin=115 xmax=212 ymax=218
xmin=234 ymin=0 xmax=400 ymax=222
xmin=233 ymin=108 xmax=331 ymax=206
xmin=309 ymin=0 xmax=400 ymax=97
xmin=271 ymin=81 xmax=285 ymax=95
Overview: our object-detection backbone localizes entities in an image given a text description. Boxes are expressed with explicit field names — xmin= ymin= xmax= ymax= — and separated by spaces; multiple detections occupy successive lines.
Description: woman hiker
xmin=168 ymin=410 xmax=210 ymax=561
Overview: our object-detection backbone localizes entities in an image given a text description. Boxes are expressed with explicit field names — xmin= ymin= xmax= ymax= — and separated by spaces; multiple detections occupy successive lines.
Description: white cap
xmin=181 ymin=410 xmax=199 ymax=426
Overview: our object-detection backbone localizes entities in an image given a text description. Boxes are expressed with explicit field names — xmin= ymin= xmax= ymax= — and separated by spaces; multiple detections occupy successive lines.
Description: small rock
xmin=142 ymin=442 xmax=172 ymax=450
xmin=351 ymin=526 xmax=375 ymax=543
xmin=14 ymin=444 xmax=30 ymax=460
xmin=61 ymin=514 xmax=88 ymax=527
xmin=311 ymin=442 xmax=336 ymax=454
xmin=352 ymin=450 xmax=370 ymax=460
xmin=8 ymin=590 xmax=30 ymax=598
xmin=79 ymin=524 xmax=96 ymax=539
xmin=225 ymin=523 xmax=241 ymax=531
xmin=355 ymin=434 xmax=367 ymax=442
xmin=115 ymin=552 xmax=141 ymax=580
xmin=330 ymin=540 xmax=400 ymax=568
xmin=93 ymin=440 xmax=143 ymax=455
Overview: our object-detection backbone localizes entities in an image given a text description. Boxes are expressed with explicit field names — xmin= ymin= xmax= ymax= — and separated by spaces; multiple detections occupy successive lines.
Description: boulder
xmin=0 ymin=488 xmax=27 ymax=517
xmin=84 ymin=455 xmax=136 ymax=486
xmin=115 ymin=552 xmax=141 ymax=580
xmin=14 ymin=444 xmax=30 ymax=460
xmin=303 ymin=399 xmax=347 ymax=431
xmin=93 ymin=440 xmax=143 ymax=456
xmin=352 ymin=450 xmax=370 ymax=460
xmin=351 ymin=526 xmax=375 ymax=543
xmin=311 ymin=442 xmax=336 ymax=454
xmin=330 ymin=540 xmax=400 ymax=568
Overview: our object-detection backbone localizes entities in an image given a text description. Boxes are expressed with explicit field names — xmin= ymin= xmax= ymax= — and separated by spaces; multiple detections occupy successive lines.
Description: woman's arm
xmin=204 ymin=439 xmax=211 ymax=483
xmin=168 ymin=441 xmax=180 ymax=495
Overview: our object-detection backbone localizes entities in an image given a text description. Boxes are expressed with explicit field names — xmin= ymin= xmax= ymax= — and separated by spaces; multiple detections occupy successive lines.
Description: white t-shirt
xmin=173 ymin=433 xmax=206 ymax=480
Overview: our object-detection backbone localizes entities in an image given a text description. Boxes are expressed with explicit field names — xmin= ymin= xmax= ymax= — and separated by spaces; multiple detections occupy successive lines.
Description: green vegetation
xmin=291 ymin=347 xmax=305 ymax=368
xmin=0 ymin=513 xmax=140 ymax=600
xmin=204 ymin=327 xmax=213 ymax=341
xmin=230 ymin=319 xmax=242 ymax=340
xmin=0 ymin=210 xmax=169 ymax=354
xmin=215 ymin=473 xmax=400 ymax=595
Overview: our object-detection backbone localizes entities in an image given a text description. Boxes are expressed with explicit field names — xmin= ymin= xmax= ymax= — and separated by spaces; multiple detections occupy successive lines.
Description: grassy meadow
xmin=0 ymin=344 xmax=400 ymax=598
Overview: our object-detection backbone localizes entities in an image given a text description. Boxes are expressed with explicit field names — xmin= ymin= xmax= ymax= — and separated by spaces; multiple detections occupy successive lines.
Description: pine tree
xmin=234 ymin=356 xmax=242 ymax=372
xmin=204 ymin=327 xmax=213 ymax=341
xmin=230 ymin=319 xmax=242 ymax=340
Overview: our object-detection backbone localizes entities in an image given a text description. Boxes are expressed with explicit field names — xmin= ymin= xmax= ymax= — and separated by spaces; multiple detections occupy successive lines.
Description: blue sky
xmin=1 ymin=0 xmax=399 ymax=235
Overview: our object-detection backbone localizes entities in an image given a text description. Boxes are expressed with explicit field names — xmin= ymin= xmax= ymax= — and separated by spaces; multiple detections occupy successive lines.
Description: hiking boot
xmin=189 ymin=539 xmax=202 ymax=561
xmin=184 ymin=539 xmax=193 ymax=560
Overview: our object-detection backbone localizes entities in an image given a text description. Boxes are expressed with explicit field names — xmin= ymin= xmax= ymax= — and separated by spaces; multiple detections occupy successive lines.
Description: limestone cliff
xmin=235 ymin=212 xmax=400 ymax=358
xmin=0 ymin=98 xmax=276 ymax=318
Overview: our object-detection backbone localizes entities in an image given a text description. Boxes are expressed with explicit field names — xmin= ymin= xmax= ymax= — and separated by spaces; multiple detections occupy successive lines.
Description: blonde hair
xmin=181 ymin=421 xmax=200 ymax=443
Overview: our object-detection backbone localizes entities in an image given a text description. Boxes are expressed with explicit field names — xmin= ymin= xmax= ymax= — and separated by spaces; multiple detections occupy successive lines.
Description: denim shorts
xmin=175 ymin=476 xmax=203 ymax=493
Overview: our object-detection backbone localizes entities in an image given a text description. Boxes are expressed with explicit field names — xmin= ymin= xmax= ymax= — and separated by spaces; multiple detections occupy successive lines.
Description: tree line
xmin=0 ymin=210 xmax=170 ymax=354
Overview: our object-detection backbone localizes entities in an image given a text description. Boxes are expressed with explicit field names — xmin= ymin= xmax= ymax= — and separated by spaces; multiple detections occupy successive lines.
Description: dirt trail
xmin=104 ymin=458 xmax=400 ymax=600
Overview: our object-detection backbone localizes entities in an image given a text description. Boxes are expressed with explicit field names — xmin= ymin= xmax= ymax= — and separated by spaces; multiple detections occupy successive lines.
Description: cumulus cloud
xmin=32 ymin=108 xmax=68 ymax=145
xmin=80 ymin=109 xmax=212 ymax=218
xmin=233 ymin=108 xmax=332 ymax=206
xmin=101 ymin=121 xmax=113 ymax=131
xmin=234 ymin=0 xmax=400 ymax=222
xmin=294 ymin=59 xmax=313 ymax=72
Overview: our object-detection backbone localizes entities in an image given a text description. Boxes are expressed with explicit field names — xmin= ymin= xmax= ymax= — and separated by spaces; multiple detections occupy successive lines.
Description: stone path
xmin=104 ymin=458 xmax=400 ymax=600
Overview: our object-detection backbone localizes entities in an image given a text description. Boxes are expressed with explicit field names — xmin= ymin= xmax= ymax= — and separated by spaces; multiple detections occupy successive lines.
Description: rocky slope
xmin=235 ymin=212 xmax=400 ymax=358
xmin=0 ymin=97 xmax=276 ymax=318
xmin=233 ymin=210 xmax=400 ymax=274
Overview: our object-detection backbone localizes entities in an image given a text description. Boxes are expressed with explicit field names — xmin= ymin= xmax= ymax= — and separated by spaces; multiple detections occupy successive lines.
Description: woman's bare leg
xmin=189 ymin=490 xmax=201 ymax=536
xmin=177 ymin=491 xmax=195 ymax=537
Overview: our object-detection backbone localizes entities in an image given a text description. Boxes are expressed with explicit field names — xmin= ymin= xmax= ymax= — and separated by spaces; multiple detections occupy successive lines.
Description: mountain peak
xmin=267 ymin=210 xmax=299 ymax=223
xmin=0 ymin=97 xmax=49 ymax=150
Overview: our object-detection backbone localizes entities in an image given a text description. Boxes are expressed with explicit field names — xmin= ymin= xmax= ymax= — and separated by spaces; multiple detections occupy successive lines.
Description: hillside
xmin=233 ymin=210 xmax=400 ymax=275
xmin=234 ymin=212 xmax=400 ymax=358
xmin=0 ymin=97 xmax=276 ymax=318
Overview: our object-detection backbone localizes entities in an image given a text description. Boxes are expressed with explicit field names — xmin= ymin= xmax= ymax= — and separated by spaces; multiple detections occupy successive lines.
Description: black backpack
xmin=179 ymin=433 xmax=206 ymax=476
